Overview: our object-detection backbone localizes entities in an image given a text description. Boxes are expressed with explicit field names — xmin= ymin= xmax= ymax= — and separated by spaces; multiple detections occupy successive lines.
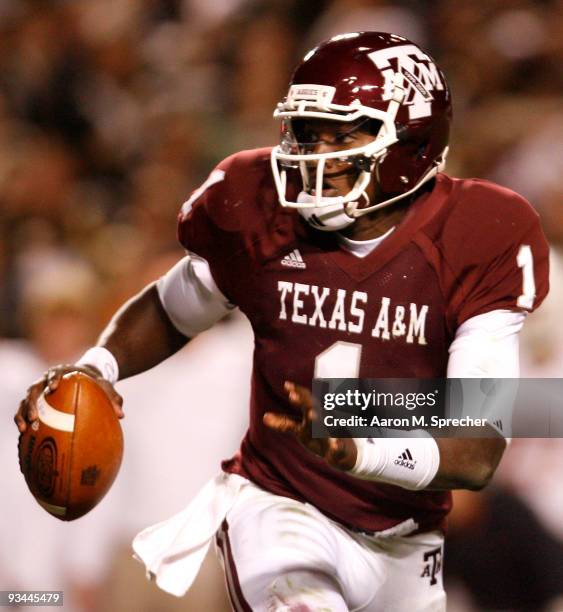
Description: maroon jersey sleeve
xmin=441 ymin=180 xmax=549 ymax=327
xmin=176 ymin=148 xmax=276 ymax=304
xmin=177 ymin=157 xmax=233 ymax=301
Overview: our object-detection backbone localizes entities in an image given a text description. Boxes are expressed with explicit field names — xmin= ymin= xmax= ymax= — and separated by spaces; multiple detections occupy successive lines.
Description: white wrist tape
xmin=76 ymin=347 xmax=119 ymax=385
xmin=350 ymin=431 xmax=440 ymax=490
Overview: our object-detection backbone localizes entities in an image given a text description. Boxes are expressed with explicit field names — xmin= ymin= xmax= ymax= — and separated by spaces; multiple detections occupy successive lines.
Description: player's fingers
xmin=285 ymin=381 xmax=313 ymax=406
xmin=284 ymin=382 xmax=315 ymax=424
xmin=95 ymin=380 xmax=124 ymax=418
xmin=284 ymin=383 xmax=308 ymax=428
xmin=14 ymin=400 xmax=28 ymax=432
xmin=263 ymin=412 xmax=301 ymax=434
xmin=25 ymin=384 xmax=45 ymax=422
xmin=47 ymin=379 xmax=59 ymax=393
xmin=109 ymin=391 xmax=125 ymax=419
xmin=46 ymin=369 xmax=63 ymax=394
xmin=284 ymin=381 xmax=299 ymax=405
xmin=288 ymin=383 xmax=319 ymax=432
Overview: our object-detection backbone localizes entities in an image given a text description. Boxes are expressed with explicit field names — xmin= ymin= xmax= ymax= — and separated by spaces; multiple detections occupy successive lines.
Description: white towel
xmin=132 ymin=472 xmax=247 ymax=597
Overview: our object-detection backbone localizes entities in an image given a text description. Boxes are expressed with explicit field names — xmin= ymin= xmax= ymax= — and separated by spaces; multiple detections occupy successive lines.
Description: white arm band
xmin=156 ymin=254 xmax=234 ymax=338
xmin=76 ymin=346 xmax=119 ymax=384
xmin=350 ymin=432 xmax=440 ymax=490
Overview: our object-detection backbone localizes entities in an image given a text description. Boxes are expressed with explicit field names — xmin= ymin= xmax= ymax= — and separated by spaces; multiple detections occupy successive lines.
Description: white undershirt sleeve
xmin=447 ymin=309 xmax=526 ymax=440
xmin=447 ymin=309 xmax=526 ymax=378
xmin=156 ymin=254 xmax=235 ymax=338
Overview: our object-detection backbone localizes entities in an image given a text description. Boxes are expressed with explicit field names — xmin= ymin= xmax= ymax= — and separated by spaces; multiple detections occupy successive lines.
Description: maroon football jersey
xmin=177 ymin=148 xmax=549 ymax=534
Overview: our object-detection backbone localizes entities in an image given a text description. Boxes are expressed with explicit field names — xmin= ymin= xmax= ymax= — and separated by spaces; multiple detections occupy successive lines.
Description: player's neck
xmin=341 ymin=199 xmax=410 ymax=241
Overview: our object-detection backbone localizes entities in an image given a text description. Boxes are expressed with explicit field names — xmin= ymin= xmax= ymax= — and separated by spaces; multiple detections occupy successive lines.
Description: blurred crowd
xmin=1 ymin=1 xmax=561 ymax=611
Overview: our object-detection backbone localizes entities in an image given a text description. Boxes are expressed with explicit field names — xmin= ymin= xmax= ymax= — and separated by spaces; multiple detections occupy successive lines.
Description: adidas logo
xmin=394 ymin=448 xmax=416 ymax=470
xmin=281 ymin=249 xmax=306 ymax=269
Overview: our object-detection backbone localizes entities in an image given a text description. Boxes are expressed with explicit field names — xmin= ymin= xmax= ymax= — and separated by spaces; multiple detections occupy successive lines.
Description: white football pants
xmin=215 ymin=480 xmax=446 ymax=612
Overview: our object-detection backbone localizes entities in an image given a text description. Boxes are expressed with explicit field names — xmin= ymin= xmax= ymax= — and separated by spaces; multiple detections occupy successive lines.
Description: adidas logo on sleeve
xmin=281 ymin=249 xmax=306 ymax=269
xmin=394 ymin=448 xmax=416 ymax=470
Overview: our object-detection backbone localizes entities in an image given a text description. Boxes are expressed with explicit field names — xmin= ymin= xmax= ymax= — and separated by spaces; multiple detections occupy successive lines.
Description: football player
xmin=16 ymin=33 xmax=549 ymax=611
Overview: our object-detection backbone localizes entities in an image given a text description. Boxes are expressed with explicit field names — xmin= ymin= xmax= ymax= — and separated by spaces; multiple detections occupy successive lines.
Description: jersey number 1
xmin=517 ymin=245 xmax=535 ymax=310
xmin=314 ymin=341 xmax=362 ymax=378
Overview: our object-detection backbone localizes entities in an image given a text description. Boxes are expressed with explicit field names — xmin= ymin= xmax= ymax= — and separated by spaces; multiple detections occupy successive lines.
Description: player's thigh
xmin=364 ymin=531 xmax=446 ymax=612
xmin=217 ymin=484 xmax=349 ymax=611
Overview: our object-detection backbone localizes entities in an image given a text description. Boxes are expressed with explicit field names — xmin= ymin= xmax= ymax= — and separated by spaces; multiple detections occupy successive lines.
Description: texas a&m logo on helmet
xmin=368 ymin=44 xmax=446 ymax=120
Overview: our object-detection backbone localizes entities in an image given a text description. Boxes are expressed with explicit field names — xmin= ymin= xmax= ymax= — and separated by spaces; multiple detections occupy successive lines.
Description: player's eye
xmin=291 ymin=121 xmax=318 ymax=144
xmin=300 ymin=129 xmax=320 ymax=144
xmin=333 ymin=131 xmax=355 ymax=144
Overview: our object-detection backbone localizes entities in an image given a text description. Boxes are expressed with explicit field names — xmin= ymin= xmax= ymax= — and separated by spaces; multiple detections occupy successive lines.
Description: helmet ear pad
xmin=375 ymin=115 xmax=450 ymax=194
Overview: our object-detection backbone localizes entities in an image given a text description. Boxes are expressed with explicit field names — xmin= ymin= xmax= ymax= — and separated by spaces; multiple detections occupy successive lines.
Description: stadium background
xmin=0 ymin=1 xmax=561 ymax=610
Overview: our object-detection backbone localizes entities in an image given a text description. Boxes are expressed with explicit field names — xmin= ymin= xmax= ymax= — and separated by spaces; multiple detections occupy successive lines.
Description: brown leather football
xmin=18 ymin=372 xmax=123 ymax=521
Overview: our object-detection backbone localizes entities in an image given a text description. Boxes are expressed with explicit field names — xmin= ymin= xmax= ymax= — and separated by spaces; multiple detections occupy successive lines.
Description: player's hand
xmin=264 ymin=381 xmax=357 ymax=471
xmin=14 ymin=364 xmax=124 ymax=433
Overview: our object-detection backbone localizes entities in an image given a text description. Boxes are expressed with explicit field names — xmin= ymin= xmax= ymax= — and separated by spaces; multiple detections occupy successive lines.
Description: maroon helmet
xmin=271 ymin=32 xmax=452 ymax=230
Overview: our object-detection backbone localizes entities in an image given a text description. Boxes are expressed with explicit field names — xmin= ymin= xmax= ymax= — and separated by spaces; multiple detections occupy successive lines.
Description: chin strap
xmin=296 ymin=147 xmax=445 ymax=232
xmin=296 ymin=192 xmax=356 ymax=231
xmin=295 ymin=168 xmax=373 ymax=232
xmin=346 ymin=147 xmax=449 ymax=218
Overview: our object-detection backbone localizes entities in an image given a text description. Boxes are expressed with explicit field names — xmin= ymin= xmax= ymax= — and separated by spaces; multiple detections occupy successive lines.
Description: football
xmin=18 ymin=372 xmax=123 ymax=521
